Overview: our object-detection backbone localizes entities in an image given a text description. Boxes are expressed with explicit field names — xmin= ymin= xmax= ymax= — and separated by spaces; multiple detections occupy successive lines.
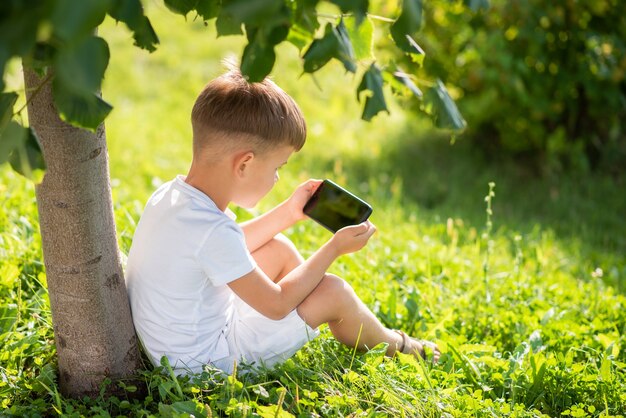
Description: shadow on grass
xmin=339 ymin=126 xmax=626 ymax=292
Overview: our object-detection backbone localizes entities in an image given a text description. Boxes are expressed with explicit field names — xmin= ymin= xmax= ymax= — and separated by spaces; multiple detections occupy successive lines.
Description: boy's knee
xmin=318 ymin=274 xmax=356 ymax=301
xmin=271 ymin=233 xmax=303 ymax=262
xmin=273 ymin=233 xmax=296 ymax=249
xmin=298 ymin=274 xmax=357 ymax=327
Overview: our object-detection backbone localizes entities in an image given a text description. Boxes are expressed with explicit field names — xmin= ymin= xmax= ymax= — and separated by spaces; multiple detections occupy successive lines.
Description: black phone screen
xmin=303 ymin=179 xmax=373 ymax=233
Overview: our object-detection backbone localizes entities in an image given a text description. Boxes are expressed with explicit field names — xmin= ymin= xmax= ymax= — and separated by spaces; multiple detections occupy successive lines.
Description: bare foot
xmin=394 ymin=330 xmax=441 ymax=363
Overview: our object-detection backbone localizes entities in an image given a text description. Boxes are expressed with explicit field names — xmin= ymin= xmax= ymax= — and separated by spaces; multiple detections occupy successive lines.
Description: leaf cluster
xmin=0 ymin=0 xmax=158 ymax=180
xmin=0 ymin=0 xmax=473 ymax=181
xmin=162 ymin=0 xmax=469 ymax=129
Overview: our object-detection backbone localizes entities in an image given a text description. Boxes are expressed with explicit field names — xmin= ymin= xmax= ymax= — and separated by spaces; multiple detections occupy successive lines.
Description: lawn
xmin=1 ymin=4 xmax=625 ymax=417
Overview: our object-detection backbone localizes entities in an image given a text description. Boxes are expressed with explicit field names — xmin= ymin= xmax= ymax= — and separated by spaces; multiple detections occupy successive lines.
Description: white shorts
xmin=212 ymin=295 xmax=319 ymax=374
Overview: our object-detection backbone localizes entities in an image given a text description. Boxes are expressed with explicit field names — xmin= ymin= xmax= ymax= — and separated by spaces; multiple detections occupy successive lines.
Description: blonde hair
xmin=191 ymin=68 xmax=306 ymax=157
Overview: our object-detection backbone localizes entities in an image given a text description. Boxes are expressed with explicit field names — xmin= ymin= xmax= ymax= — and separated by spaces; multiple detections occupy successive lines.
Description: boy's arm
xmin=239 ymin=201 xmax=297 ymax=253
xmin=240 ymin=179 xmax=321 ymax=253
xmin=228 ymin=221 xmax=376 ymax=320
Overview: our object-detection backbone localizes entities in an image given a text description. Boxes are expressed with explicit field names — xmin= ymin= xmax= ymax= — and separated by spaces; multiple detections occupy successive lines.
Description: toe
xmin=420 ymin=340 xmax=441 ymax=363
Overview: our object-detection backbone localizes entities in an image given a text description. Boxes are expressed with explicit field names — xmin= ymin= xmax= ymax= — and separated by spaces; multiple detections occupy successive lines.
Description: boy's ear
xmin=233 ymin=151 xmax=255 ymax=177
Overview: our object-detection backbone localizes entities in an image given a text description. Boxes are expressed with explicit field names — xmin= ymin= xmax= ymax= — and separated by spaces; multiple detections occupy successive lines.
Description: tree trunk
xmin=23 ymin=66 xmax=141 ymax=397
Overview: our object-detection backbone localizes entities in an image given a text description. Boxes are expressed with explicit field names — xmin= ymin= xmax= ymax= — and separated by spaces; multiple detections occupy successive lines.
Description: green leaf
xmin=0 ymin=0 xmax=46 ymax=56
xmin=0 ymin=50 xmax=7 ymax=92
xmin=599 ymin=356 xmax=612 ymax=381
xmin=287 ymin=24 xmax=313 ymax=51
xmin=255 ymin=404 xmax=295 ymax=418
xmin=217 ymin=0 xmax=291 ymax=39
xmin=302 ymin=24 xmax=337 ymax=72
xmin=423 ymin=79 xmax=466 ymax=131
xmin=158 ymin=400 xmax=209 ymax=417
xmin=293 ymin=0 xmax=319 ymax=34
xmin=55 ymin=36 xmax=110 ymax=95
xmin=390 ymin=0 xmax=423 ymax=52
xmin=0 ymin=92 xmax=18 ymax=132
xmin=51 ymin=0 xmax=112 ymax=41
xmin=0 ymin=121 xmax=25 ymax=165
xmin=33 ymin=363 xmax=57 ymax=394
xmin=24 ymin=43 xmax=56 ymax=77
xmin=53 ymin=79 xmax=112 ymax=131
xmin=390 ymin=70 xmax=423 ymax=98
xmin=216 ymin=9 xmax=243 ymax=36
xmin=335 ymin=19 xmax=357 ymax=73
xmin=109 ymin=0 xmax=143 ymax=26
xmin=195 ymin=0 xmax=220 ymax=20
xmin=0 ymin=95 xmax=28 ymax=171
xmin=221 ymin=0 xmax=286 ymax=27
xmin=363 ymin=342 xmax=387 ymax=367
xmin=356 ymin=64 xmax=388 ymax=121
xmin=241 ymin=29 xmax=276 ymax=82
xmin=330 ymin=0 xmax=369 ymax=25
xmin=302 ymin=21 xmax=356 ymax=73
xmin=264 ymin=23 xmax=290 ymax=46
xmin=0 ymin=0 xmax=50 ymax=90
xmin=109 ymin=0 xmax=159 ymax=52
xmin=405 ymin=35 xmax=425 ymax=66
xmin=130 ymin=16 xmax=159 ymax=52
xmin=345 ymin=16 xmax=373 ymax=60
xmin=164 ymin=0 xmax=198 ymax=16
xmin=7 ymin=123 xmax=46 ymax=183
xmin=239 ymin=11 xmax=290 ymax=82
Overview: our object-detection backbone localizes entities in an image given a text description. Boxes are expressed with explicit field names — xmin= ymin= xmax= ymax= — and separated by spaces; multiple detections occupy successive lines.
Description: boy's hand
xmin=329 ymin=221 xmax=376 ymax=255
xmin=286 ymin=179 xmax=323 ymax=222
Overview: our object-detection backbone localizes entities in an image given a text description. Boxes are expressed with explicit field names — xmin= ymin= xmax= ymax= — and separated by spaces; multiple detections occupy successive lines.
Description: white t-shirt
xmin=125 ymin=175 xmax=256 ymax=374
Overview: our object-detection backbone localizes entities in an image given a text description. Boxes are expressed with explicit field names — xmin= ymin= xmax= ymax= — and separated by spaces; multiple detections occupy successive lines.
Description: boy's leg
xmin=250 ymin=235 xmax=439 ymax=360
xmin=297 ymin=274 xmax=440 ymax=360
xmin=250 ymin=233 xmax=304 ymax=283
xmin=296 ymin=274 xmax=403 ymax=355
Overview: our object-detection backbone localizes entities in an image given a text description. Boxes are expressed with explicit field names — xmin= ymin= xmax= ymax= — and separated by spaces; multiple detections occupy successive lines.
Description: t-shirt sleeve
xmin=195 ymin=221 xmax=256 ymax=286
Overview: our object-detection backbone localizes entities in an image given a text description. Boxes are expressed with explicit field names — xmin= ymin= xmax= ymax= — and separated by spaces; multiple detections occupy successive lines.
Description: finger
xmin=306 ymin=179 xmax=323 ymax=189
xmin=361 ymin=222 xmax=377 ymax=239
xmin=304 ymin=180 xmax=323 ymax=196
xmin=353 ymin=222 xmax=371 ymax=235
xmin=338 ymin=222 xmax=367 ymax=234
xmin=362 ymin=220 xmax=375 ymax=230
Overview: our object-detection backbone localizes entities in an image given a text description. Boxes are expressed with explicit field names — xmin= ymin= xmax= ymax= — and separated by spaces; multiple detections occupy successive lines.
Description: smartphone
xmin=303 ymin=179 xmax=373 ymax=233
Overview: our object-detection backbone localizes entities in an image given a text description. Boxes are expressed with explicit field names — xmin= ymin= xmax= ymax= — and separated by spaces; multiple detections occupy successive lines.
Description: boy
xmin=125 ymin=69 xmax=440 ymax=375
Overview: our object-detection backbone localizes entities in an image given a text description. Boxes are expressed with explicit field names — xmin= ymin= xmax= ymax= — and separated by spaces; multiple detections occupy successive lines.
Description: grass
xmin=1 ymin=3 xmax=626 ymax=417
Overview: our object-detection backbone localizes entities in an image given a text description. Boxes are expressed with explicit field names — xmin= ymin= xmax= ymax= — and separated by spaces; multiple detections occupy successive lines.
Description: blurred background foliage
xmin=410 ymin=0 xmax=626 ymax=173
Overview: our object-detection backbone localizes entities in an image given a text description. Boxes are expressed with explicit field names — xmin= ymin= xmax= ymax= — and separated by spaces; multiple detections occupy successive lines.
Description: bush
xmin=414 ymin=0 xmax=626 ymax=172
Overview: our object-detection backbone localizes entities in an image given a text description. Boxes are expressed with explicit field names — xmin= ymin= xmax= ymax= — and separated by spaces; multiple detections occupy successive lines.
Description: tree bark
xmin=23 ymin=66 xmax=141 ymax=397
